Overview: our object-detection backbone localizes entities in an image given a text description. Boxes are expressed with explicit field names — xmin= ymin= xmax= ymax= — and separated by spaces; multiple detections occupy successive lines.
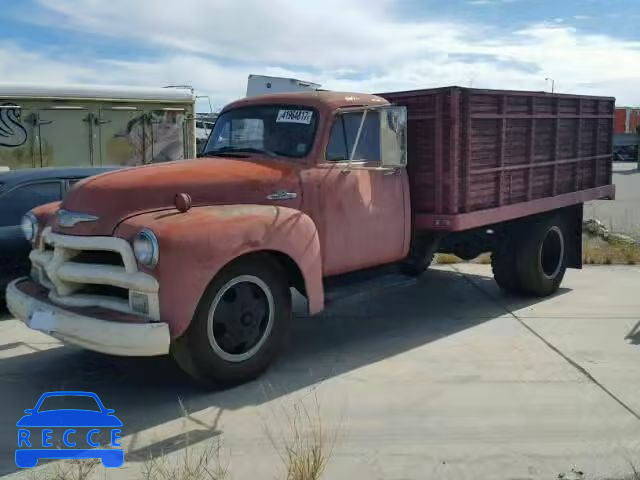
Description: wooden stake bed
xmin=379 ymin=87 xmax=615 ymax=232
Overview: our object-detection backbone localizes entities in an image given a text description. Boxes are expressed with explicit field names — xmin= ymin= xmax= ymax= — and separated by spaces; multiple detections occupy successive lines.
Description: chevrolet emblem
xmin=57 ymin=209 xmax=99 ymax=228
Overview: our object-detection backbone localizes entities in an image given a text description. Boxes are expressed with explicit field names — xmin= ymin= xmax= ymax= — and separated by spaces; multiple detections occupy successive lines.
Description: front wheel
xmin=172 ymin=255 xmax=292 ymax=386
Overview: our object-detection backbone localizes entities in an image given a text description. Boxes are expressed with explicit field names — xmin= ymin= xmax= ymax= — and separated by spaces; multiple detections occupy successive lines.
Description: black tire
xmin=402 ymin=234 xmax=439 ymax=276
xmin=515 ymin=215 xmax=568 ymax=297
xmin=401 ymin=253 xmax=434 ymax=276
xmin=172 ymin=254 xmax=292 ymax=386
xmin=491 ymin=234 xmax=521 ymax=294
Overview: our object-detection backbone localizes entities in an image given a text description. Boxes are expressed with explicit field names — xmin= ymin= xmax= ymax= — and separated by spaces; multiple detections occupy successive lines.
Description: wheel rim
xmin=539 ymin=226 xmax=565 ymax=279
xmin=207 ymin=275 xmax=274 ymax=363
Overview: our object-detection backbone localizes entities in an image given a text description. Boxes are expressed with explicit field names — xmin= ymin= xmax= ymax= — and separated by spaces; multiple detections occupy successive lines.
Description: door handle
xmin=266 ymin=191 xmax=297 ymax=201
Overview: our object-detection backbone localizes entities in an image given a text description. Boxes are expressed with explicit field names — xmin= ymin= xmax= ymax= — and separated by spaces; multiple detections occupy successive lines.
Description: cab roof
xmin=223 ymin=91 xmax=389 ymax=113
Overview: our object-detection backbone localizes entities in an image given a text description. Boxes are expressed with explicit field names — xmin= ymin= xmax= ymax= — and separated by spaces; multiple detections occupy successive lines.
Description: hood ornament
xmin=175 ymin=193 xmax=192 ymax=213
xmin=57 ymin=209 xmax=99 ymax=228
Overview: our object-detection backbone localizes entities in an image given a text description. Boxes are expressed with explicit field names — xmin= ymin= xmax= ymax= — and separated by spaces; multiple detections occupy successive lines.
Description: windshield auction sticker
xmin=276 ymin=109 xmax=313 ymax=124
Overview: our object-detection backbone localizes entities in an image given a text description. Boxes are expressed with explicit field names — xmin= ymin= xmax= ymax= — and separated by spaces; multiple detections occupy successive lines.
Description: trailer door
xmin=149 ymin=108 xmax=187 ymax=162
xmin=38 ymin=108 xmax=94 ymax=167
xmin=0 ymin=104 xmax=38 ymax=169
xmin=98 ymin=107 xmax=148 ymax=166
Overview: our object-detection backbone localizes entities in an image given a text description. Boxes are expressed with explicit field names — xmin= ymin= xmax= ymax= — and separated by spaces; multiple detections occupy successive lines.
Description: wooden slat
xmin=607 ymin=101 xmax=615 ymax=186
xmin=527 ymin=96 xmax=536 ymax=200
xmin=471 ymin=154 xmax=611 ymax=174
xmin=552 ymin=97 xmax=560 ymax=196
xmin=592 ymin=115 xmax=600 ymax=187
xmin=434 ymin=94 xmax=443 ymax=213
xmin=497 ymin=95 xmax=507 ymax=206
xmin=449 ymin=88 xmax=460 ymax=214
xmin=575 ymin=99 xmax=582 ymax=191
xmin=462 ymin=91 xmax=472 ymax=212
xmin=414 ymin=184 xmax=615 ymax=232
xmin=471 ymin=113 xmax=614 ymax=120
xmin=407 ymin=114 xmax=439 ymax=121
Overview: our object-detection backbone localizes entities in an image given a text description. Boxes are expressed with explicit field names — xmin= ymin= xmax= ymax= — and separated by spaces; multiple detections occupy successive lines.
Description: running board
xmin=323 ymin=263 xmax=418 ymax=306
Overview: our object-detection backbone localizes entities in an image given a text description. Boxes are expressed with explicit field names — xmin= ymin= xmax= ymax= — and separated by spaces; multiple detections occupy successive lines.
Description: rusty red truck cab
xmin=7 ymin=88 xmax=615 ymax=385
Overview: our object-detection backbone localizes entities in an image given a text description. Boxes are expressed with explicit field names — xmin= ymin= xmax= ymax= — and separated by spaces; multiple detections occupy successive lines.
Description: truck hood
xmin=55 ymin=156 xmax=301 ymax=236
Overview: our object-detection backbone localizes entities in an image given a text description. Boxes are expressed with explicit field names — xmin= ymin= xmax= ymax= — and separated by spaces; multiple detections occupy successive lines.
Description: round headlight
xmin=133 ymin=229 xmax=159 ymax=267
xmin=21 ymin=212 xmax=38 ymax=242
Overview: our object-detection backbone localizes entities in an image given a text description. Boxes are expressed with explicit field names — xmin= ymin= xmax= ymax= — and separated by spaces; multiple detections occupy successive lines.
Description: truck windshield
xmin=203 ymin=105 xmax=317 ymax=158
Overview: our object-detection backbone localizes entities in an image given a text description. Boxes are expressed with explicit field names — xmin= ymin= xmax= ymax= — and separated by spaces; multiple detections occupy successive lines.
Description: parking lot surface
xmin=586 ymin=162 xmax=640 ymax=239
xmin=1 ymin=264 xmax=639 ymax=479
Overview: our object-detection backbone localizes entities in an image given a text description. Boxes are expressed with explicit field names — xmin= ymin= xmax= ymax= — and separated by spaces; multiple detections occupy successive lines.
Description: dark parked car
xmin=0 ymin=167 xmax=118 ymax=301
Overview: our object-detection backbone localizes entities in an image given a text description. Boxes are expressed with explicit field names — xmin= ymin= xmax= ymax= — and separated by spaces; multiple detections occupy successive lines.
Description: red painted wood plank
xmin=414 ymin=185 xmax=616 ymax=232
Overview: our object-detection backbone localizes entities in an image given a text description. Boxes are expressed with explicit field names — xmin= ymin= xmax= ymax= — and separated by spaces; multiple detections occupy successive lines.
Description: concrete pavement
xmin=586 ymin=162 xmax=640 ymax=239
xmin=1 ymin=265 xmax=639 ymax=479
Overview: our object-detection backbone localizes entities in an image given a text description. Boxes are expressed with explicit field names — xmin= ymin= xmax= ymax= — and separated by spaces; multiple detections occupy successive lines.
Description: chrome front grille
xmin=72 ymin=250 xmax=125 ymax=268
xmin=29 ymin=227 xmax=160 ymax=320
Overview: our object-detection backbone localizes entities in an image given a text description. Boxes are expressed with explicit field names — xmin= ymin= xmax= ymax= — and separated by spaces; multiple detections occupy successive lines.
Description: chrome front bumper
xmin=6 ymin=278 xmax=170 ymax=356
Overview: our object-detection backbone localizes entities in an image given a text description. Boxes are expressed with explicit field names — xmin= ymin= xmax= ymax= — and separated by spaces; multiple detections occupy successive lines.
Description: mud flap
xmin=567 ymin=204 xmax=583 ymax=269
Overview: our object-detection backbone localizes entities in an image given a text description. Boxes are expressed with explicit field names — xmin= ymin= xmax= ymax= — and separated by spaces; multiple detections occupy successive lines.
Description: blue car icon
xmin=16 ymin=391 xmax=124 ymax=468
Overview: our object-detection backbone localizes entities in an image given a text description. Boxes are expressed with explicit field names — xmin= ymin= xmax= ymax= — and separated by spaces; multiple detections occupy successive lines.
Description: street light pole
xmin=545 ymin=77 xmax=556 ymax=94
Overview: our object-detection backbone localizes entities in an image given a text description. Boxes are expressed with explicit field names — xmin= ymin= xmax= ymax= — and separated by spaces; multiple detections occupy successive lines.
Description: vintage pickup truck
xmin=6 ymin=87 xmax=615 ymax=385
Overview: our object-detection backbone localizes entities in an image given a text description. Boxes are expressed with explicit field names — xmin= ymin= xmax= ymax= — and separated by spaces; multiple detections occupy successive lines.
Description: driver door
xmin=301 ymin=109 xmax=409 ymax=276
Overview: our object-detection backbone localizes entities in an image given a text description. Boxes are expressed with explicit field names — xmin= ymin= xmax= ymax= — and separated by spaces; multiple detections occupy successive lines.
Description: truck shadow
xmin=0 ymin=266 xmax=567 ymax=475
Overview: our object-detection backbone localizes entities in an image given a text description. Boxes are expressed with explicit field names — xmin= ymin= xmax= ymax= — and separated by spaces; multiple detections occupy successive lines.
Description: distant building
xmin=615 ymin=106 xmax=640 ymax=134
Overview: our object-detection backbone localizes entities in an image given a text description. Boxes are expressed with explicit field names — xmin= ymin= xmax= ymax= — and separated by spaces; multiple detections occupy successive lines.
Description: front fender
xmin=116 ymin=204 xmax=323 ymax=338
xmin=30 ymin=201 xmax=61 ymax=245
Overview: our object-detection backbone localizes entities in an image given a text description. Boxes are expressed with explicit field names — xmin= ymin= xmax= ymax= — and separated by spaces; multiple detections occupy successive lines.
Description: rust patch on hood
xmin=56 ymin=157 xmax=301 ymax=235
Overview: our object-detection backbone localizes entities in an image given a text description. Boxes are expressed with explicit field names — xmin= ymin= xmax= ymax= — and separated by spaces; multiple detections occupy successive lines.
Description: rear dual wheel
xmin=492 ymin=215 xmax=568 ymax=297
xmin=172 ymin=255 xmax=291 ymax=386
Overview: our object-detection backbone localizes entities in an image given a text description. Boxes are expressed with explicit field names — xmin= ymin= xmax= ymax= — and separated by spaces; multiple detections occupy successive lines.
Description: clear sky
xmin=2 ymin=0 xmax=639 ymax=111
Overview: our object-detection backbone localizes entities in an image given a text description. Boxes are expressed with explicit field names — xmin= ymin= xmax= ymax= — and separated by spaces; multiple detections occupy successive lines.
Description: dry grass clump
xmin=434 ymin=240 xmax=640 ymax=266
xmin=434 ymin=252 xmax=491 ymax=265
xmin=27 ymin=392 xmax=339 ymax=480
xmin=140 ymin=439 xmax=228 ymax=480
xmin=28 ymin=459 xmax=99 ymax=480
xmin=434 ymin=253 xmax=462 ymax=264
xmin=583 ymin=236 xmax=640 ymax=265
xmin=265 ymin=396 xmax=339 ymax=480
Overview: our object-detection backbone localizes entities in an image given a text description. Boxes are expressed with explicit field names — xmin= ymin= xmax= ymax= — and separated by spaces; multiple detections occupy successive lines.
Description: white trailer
xmin=0 ymin=84 xmax=196 ymax=170
xmin=246 ymin=75 xmax=321 ymax=97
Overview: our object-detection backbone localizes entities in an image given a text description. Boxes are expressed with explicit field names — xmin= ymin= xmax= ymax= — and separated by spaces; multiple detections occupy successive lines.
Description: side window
xmin=326 ymin=119 xmax=348 ymax=161
xmin=1 ymin=181 xmax=62 ymax=226
xmin=325 ymin=111 xmax=380 ymax=162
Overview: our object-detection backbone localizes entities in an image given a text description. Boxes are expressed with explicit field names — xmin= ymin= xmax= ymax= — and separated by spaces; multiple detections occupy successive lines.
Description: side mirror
xmin=24 ymin=409 xmax=33 ymax=414
xmin=379 ymin=106 xmax=407 ymax=168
